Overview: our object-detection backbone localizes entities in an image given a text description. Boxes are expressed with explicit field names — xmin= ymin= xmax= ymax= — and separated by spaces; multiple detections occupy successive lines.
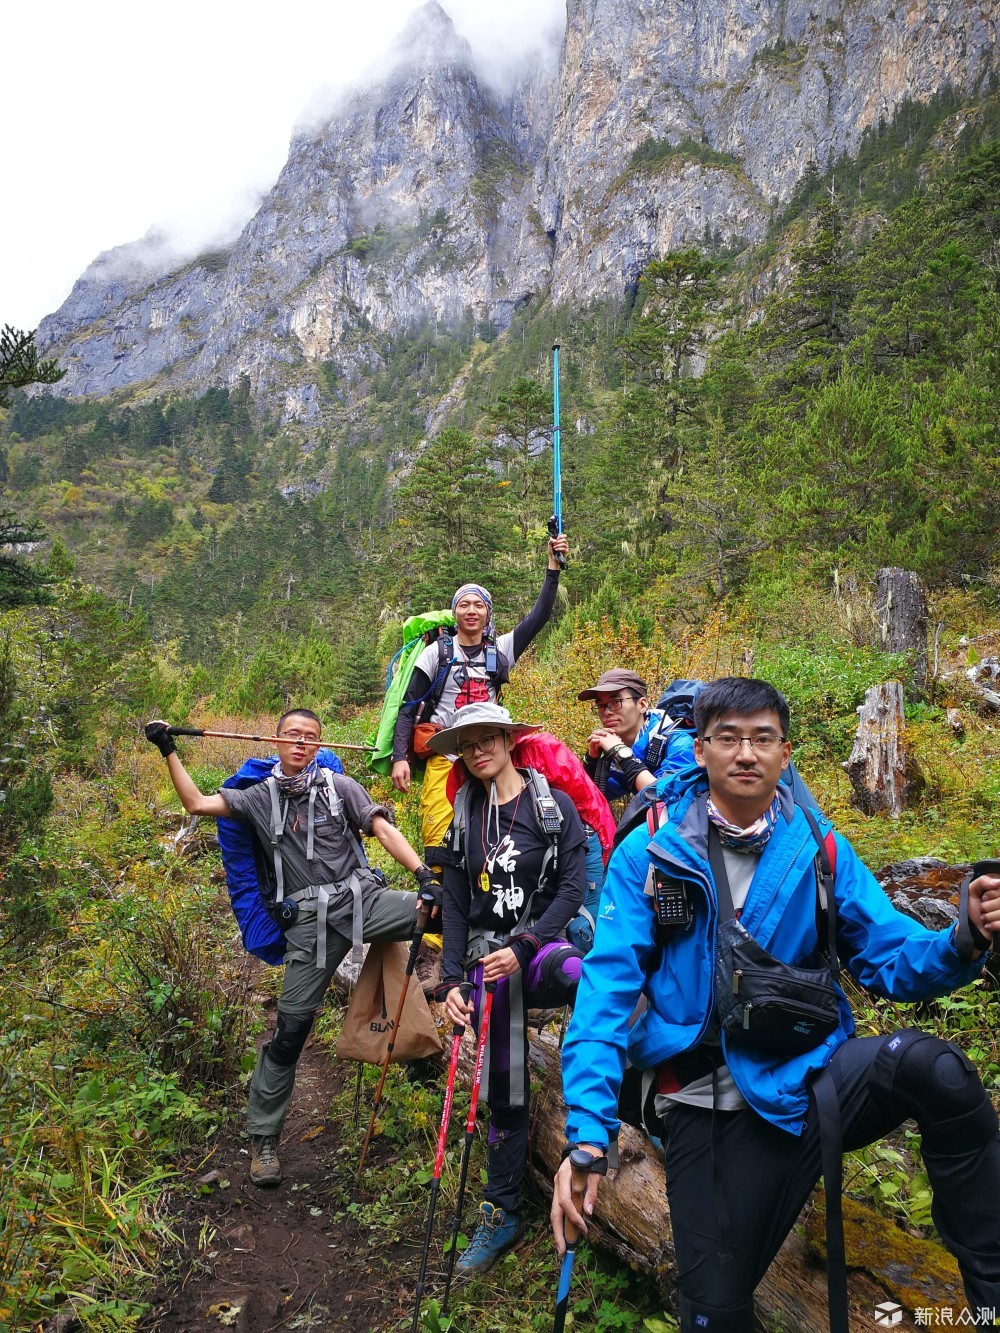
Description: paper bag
xmin=336 ymin=940 xmax=442 ymax=1064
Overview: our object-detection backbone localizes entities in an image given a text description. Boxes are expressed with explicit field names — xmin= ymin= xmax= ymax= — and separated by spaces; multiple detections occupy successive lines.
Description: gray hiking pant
xmin=246 ymin=887 xmax=419 ymax=1138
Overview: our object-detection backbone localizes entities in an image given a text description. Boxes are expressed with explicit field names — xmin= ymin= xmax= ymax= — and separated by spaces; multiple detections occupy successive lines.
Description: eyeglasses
xmin=701 ymin=733 xmax=787 ymax=754
xmin=593 ymin=695 xmax=637 ymax=715
xmin=459 ymin=732 xmax=504 ymax=760
xmin=278 ymin=731 xmax=321 ymax=744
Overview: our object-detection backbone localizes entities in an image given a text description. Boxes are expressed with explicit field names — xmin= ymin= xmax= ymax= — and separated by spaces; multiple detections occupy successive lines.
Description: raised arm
xmin=509 ymin=535 xmax=567 ymax=658
xmin=144 ymin=720 xmax=232 ymax=818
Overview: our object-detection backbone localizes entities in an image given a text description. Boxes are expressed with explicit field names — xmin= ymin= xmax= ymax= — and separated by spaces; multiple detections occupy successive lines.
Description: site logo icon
xmin=874 ymin=1303 xmax=903 ymax=1327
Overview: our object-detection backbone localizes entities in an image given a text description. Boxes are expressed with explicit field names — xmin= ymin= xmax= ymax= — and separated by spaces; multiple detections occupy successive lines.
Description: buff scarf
xmin=451 ymin=582 xmax=495 ymax=641
xmin=706 ymin=793 xmax=780 ymax=854
xmin=271 ymin=754 xmax=320 ymax=797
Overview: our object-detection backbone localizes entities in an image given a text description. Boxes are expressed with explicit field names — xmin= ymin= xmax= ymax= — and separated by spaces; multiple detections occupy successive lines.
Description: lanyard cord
xmin=480 ymin=779 xmax=526 ymax=866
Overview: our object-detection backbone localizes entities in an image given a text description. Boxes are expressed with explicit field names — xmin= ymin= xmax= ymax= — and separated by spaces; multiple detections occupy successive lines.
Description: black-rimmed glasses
xmin=701 ymin=733 xmax=787 ymax=754
xmin=458 ymin=732 xmax=503 ymax=760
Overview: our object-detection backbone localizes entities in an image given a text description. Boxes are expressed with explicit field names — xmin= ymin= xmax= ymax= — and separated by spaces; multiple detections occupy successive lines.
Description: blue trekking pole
xmin=553 ymin=1149 xmax=605 ymax=1333
xmin=546 ymin=342 xmax=567 ymax=569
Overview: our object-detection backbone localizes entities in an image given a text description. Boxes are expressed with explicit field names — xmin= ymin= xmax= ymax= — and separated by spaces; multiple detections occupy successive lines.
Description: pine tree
xmin=0 ymin=325 xmax=63 ymax=409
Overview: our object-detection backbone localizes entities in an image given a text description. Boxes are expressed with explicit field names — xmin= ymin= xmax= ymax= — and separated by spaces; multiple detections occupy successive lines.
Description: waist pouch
xmin=411 ymin=721 xmax=442 ymax=760
xmin=715 ymin=917 xmax=840 ymax=1056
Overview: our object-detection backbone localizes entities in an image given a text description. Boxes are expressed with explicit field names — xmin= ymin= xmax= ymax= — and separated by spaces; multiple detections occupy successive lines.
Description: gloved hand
xmin=144 ymin=719 xmax=176 ymax=758
xmin=413 ymin=864 xmax=442 ymax=915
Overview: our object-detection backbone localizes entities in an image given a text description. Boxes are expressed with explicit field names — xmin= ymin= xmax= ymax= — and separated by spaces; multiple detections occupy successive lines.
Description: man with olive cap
xmin=580 ymin=668 xmax=696 ymax=806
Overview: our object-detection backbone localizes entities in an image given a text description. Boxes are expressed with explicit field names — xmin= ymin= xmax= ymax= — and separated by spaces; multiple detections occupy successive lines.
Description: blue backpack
xmin=218 ymin=749 xmax=345 ymax=965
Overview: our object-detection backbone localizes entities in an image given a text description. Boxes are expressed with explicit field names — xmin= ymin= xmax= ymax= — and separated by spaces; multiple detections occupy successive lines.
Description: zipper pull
xmin=731 ymin=969 xmax=742 ymax=995
xmin=742 ymin=1005 xmax=751 ymax=1030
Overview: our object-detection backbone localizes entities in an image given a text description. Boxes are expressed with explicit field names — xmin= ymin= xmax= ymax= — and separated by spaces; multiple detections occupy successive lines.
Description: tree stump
xmin=843 ymin=681 xmax=922 ymax=816
xmin=876 ymin=568 xmax=929 ymax=697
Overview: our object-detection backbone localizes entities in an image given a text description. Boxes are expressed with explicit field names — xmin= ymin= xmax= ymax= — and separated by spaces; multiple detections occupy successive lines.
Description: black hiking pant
xmin=662 ymin=1033 xmax=1000 ymax=1331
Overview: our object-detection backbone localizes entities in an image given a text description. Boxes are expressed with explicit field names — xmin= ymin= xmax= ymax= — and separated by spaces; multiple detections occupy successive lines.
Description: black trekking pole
xmin=441 ymin=979 xmax=497 ymax=1314
xmin=357 ymin=896 xmax=435 ymax=1176
xmin=164 ymin=726 xmax=375 ymax=752
xmin=411 ymin=986 xmax=471 ymax=1333
xmin=351 ymin=1064 xmax=365 ymax=1127
xmin=546 ymin=342 xmax=567 ymax=570
xmin=552 ymin=1149 xmax=604 ymax=1333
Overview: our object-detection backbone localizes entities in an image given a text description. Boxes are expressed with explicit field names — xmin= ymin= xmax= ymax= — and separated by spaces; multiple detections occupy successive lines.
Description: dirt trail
xmin=142 ymin=1041 xmax=416 ymax=1333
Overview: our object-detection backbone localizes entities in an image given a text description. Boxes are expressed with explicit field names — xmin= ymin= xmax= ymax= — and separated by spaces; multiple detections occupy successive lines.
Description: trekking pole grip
xmin=563 ymin=1148 xmax=598 ymax=1247
xmin=973 ymin=859 xmax=1000 ymax=954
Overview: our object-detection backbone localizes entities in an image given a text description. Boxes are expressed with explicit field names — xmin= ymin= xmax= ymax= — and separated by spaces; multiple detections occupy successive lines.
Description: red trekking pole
xmin=410 ymin=986 xmax=471 ymax=1333
xmin=441 ymin=979 xmax=496 ymax=1314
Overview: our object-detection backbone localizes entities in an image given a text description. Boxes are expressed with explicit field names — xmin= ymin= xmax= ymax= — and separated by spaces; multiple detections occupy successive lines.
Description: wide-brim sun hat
xmin=424 ymin=701 xmax=541 ymax=757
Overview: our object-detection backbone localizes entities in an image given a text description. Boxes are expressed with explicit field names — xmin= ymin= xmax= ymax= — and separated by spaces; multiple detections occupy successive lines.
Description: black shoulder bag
xmin=709 ymin=815 xmax=841 ymax=1057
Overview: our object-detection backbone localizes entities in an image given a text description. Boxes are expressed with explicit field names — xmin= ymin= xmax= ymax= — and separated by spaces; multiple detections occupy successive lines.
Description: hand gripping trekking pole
xmin=957 ymin=859 xmax=1000 ymax=957
xmin=553 ymin=1149 xmax=607 ymax=1333
xmin=411 ymin=985 xmax=471 ymax=1333
xmin=356 ymin=895 xmax=435 ymax=1176
xmin=441 ymin=978 xmax=497 ymax=1314
xmin=547 ymin=342 xmax=567 ymax=570
xmin=165 ymin=726 xmax=375 ymax=752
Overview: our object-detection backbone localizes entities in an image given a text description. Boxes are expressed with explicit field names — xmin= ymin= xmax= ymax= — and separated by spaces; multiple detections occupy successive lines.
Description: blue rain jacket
xmin=599 ymin=708 xmax=696 ymax=800
xmin=562 ymin=779 xmax=985 ymax=1146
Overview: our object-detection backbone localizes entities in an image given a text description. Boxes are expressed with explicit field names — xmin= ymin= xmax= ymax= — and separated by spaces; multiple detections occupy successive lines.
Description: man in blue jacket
xmin=579 ymin=669 xmax=695 ymax=806
xmin=552 ymin=677 xmax=1000 ymax=1332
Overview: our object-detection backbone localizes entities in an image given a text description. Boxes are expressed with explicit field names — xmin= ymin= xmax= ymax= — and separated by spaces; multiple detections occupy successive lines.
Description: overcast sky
xmin=2 ymin=0 xmax=564 ymax=331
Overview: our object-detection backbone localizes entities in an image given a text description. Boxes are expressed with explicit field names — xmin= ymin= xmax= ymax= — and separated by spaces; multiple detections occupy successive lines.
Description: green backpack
xmin=367 ymin=609 xmax=456 ymax=776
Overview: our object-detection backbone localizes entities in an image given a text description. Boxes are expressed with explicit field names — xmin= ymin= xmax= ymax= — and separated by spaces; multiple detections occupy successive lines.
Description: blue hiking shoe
xmin=456 ymin=1202 xmax=524 ymax=1274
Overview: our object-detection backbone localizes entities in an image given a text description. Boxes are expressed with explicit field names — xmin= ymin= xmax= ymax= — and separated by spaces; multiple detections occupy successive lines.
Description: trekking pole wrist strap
xmin=561 ymin=1145 xmax=609 ymax=1175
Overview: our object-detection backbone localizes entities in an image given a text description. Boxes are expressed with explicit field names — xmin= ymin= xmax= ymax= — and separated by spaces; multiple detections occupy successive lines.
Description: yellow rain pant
xmin=420 ymin=753 xmax=456 ymax=854
xmin=419 ymin=753 xmax=455 ymax=952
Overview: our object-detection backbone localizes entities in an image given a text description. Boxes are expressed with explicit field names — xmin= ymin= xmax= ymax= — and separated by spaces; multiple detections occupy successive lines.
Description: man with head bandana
xmin=391 ymin=533 xmax=568 ymax=860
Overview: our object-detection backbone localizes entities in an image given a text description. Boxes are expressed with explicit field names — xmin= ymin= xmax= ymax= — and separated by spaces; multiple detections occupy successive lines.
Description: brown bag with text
xmin=336 ymin=940 xmax=442 ymax=1064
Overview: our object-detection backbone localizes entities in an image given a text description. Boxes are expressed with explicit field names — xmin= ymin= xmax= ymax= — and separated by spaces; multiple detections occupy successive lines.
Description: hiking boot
xmin=457 ymin=1202 xmax=524 ymax=1273
xmin=250 ymin=1134 xmax=281 ymax=1186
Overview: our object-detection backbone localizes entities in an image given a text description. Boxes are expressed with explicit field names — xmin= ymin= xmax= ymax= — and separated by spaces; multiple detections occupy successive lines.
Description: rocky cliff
xmin=37 ymin=0 xmax=998 ymax=412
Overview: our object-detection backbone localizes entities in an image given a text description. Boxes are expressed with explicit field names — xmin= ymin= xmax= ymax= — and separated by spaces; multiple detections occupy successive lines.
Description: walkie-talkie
xmin=652 ymin=869 xmax=693 ymax=932
xmin=535 ymin=789 xmax=563 ymax=835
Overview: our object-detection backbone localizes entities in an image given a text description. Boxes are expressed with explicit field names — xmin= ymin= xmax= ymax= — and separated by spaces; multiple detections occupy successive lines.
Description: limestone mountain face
xmin=37 ymin=0 xmax=998 ymax=410
xmin=542 ymin=0 xmax=998 ymax=303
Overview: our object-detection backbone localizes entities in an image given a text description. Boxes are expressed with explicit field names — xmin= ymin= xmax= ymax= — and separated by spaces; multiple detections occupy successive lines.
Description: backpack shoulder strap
xmin=264 ymin=777 xmax=289 ymax=903
xmin=322 ymin=769 xmax=368 ymax=869
xmin=526 ymin=769 xmax=562 ymax=887
xmin=449 ymin=778 xmax=473 ymax=865
xmin=646 ymin=799 xmax=667 ymax=836
xmin=799 ymin=803 xmax=839 ymax=975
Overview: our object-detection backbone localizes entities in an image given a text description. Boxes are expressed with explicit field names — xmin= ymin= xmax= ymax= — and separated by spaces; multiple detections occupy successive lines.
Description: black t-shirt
xmin=440 ymin=777 xmax=587 ymax=984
